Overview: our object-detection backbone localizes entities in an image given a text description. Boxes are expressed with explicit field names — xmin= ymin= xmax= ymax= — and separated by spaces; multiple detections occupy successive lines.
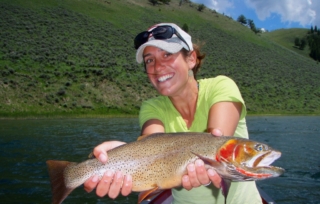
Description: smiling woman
xmin=83 ymin=23 xmax=263 ymax=204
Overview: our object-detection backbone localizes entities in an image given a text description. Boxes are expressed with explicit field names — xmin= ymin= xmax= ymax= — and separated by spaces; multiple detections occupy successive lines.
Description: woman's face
xmin=142 ymin=46 xmax=195 ymax=96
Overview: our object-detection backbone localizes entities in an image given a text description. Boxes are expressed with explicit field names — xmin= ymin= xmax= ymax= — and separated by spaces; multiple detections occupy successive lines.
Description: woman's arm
xmin=140 ymin=119 xmax=165 ymax=135
xmin=207 ymin=101 xmax=242 ymax=136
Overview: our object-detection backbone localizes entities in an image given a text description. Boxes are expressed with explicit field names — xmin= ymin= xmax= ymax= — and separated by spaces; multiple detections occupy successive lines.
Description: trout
xmin=46 ymin=132 xmax=284 ymax=204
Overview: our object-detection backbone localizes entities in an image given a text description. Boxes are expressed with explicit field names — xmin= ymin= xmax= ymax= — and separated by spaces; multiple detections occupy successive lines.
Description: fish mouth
xmin=244 ymin=150 xmax=281 ymax=168
xmin=253 ymin=150 xmax=281 ymax=167
xmin=240 ymin=150 xmax=285 ymax=178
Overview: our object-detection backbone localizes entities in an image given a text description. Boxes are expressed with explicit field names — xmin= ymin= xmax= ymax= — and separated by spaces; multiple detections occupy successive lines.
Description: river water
xmin=0 ymin=116 xmax=319 ymax=204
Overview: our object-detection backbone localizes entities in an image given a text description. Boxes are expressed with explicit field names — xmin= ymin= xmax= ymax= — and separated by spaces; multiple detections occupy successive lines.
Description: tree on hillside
xmin=182 ymin=23 xmax=189 ymax=33
xmin=308 ymin=35 xmax=320 ymax=61
xmin=300 ymin=38 xmax=307 ymax=50
xmin=179 ymin=0 xmax=191 ymax=6
xmin=307 ymin=25 xmax=320 ymax=61
xmin=310 ymin=26 xmax=314 ymax=33
xmin=197 ymin=4 xmax=206 ymax=12
xmin=237 ymin=14 xmax=247 ymax=25
xmin=149 ymin=0 xmax=158 ymax=6
xmin=159 ymin=0 xmax=170 ymax=4
xmin=294 ymin=37 xmax=300 ymax=47
xmin=247 ymin=19 xmax=260 ymax=34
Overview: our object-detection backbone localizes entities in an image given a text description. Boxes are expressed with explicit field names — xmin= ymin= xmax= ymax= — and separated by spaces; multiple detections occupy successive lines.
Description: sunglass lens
xmin=134 ymin=31 xmax=149 ymax=49
xmin=153 ymin=26 xmax=173 ymax=39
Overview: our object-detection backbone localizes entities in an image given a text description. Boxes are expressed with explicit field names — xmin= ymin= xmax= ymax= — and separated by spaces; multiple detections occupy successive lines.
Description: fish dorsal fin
xmin=138 ymin=186 xmax=159 ymax=203
xmin=87 ymin=152 xmax=95 ymax=159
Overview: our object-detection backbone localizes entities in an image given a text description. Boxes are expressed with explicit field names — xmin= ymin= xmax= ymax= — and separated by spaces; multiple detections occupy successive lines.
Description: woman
xmin=84 ymin=23 xmax=262 ymax=204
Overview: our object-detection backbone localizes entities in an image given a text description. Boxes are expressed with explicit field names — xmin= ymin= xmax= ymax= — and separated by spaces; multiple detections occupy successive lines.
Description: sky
xmin=191 ymin=0 xmax=319 ymax=31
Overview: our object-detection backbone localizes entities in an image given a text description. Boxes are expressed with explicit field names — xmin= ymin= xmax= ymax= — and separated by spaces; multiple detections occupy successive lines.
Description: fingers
xmin=208 ymin=169 xmax=222 ymax=188
xmin=86 ymin=171 xmax=132 ymax=199
xmin=194 ymin=160 xmax=210 ymax=185
xmin=107 ymin=171 xmax=123 ymax=199
xmin=182 ymin=174 xmax=192 ymax=190
xmin=84 ymin=175 xmax=99 ymax=193
xmin=182 ymin=160 xmax=222 ymax=191
xmin=93 ymin=141 xmax=126 ymax=164
xmin=182 ymin=159 xmax=211 ymax=190
xmin=209 ymin=128 xmax=223 ymax=137
xmin=96 ymin=171 xmax=114 ymax=197
xmin=121 ymin=175 xmax=133 ymax=196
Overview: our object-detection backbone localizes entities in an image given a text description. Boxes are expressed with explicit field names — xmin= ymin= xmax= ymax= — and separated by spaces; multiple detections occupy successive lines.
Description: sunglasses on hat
xmin=134 ymin=25 xmax=190 ymax=50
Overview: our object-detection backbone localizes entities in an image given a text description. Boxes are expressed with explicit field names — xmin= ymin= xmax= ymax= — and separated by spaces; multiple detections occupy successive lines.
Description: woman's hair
xmin=181 ymin=43 xmax=206 ymax=79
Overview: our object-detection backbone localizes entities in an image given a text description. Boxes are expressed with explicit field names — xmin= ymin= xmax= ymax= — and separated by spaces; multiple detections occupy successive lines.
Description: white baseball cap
xmin=135 ymin=23 xmax=194 ymax=63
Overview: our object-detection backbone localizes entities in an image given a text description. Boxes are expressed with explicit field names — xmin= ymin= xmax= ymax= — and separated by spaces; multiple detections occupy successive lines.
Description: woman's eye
xmin=164 ymin=53 xmax=172 ymax=58
xmin=145 ymin=59 xmax=153 ymax=64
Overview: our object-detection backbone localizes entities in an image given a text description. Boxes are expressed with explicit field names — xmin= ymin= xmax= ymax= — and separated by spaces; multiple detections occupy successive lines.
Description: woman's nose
xmin=154 ymin=60 xmax=165 ymax=72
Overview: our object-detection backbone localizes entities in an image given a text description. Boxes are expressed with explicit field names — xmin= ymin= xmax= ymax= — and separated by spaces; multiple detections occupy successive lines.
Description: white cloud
xmin=191 ymin=0 xmax=233 ymax=13
xmin=245 ymin=0 xmax=318 ymax=27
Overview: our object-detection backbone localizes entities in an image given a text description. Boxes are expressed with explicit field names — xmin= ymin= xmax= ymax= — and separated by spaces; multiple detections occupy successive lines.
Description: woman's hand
xmin=181 ymin=128 xmax=223 ymax=190
xmin=83 ymin=141 xmax=133 ymax=198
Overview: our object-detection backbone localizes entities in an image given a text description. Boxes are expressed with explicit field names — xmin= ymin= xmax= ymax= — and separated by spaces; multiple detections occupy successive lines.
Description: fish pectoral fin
xmin=221 ymin=179 xmax=231 ymax=204
xmin=138 ymin=186 xmax=159 ymax=204
xmin=191 ymin=152 xmax=221 ymax=168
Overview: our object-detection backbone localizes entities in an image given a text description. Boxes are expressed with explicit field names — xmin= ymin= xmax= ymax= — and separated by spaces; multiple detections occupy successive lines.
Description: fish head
xmin=216 ymin=138 xmax=285 ymax=180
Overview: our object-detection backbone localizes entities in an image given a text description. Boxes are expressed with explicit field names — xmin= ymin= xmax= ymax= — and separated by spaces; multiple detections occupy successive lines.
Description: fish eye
xmin=255 ymin=144 xmax=265 ymax=151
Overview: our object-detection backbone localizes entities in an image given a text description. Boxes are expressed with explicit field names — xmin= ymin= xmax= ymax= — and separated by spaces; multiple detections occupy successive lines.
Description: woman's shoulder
xmin=198 ymin=75 xmax=233 ymax=83
xmin=141 ymin=95 xmax=168 ymax=107
xmin=198 ymin=75 xmax=236 ymax=89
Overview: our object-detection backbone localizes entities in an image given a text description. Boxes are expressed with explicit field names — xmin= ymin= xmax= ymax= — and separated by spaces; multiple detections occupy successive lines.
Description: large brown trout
xmin=46 ymin=132 xmax=284 ymax=204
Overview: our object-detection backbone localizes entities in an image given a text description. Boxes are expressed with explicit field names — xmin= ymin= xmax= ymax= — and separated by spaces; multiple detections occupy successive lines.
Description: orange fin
xmin=138 ymin=186 xmax=159 ymax=203
xmin=46 ymin=160 xmax=75 ymax=204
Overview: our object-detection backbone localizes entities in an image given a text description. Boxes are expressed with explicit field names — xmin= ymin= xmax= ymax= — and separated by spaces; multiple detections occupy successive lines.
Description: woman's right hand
xmin=83 ymin=141 xmax=133 ymax=199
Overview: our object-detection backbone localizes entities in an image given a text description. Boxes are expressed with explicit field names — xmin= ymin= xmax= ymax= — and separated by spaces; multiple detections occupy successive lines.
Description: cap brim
xmin=136 ymin=38 xmax=184 ymax=63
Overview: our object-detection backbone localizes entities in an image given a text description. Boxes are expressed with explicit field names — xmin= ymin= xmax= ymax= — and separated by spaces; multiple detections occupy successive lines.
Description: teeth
xmin=158 ymin=74 xmax=173 ymax=82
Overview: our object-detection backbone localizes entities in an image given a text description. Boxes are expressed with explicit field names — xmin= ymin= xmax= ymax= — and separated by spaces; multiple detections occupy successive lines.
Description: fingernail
xmin=126 ymin=174 xmax=132 ymax=182
xmin=116 ymin=171 xmax=123 ymax=179
xmin=208 ymin=169 xmax=215 ymax=176
xmin=196 ymin=159 xmax=204 ymax=167
xmin=92 ymin=175 xmax=99 ymax=183
xmin=124 ymin=175 xmax=132 ymax=186
xmin=106 ymin=171 xmax=113 ymax=177
xmin=188 ymin=163 xmax=195 ymax=171
xmin=99 ymin=154 xmax=107 ymax=163
xmin=182 ymin=175 xmax=188 ymax=182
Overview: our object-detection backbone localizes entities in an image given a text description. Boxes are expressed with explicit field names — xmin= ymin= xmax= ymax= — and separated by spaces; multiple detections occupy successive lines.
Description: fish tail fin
xmin=46 ymin=160 xmax=75 ymax=204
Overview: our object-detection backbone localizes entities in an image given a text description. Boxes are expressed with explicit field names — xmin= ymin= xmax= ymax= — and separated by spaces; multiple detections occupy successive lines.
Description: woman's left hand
xmin=181 ymin=128 xmax=223 ymax=190
xmin=182 ymin=160 xmax=221 ymax=190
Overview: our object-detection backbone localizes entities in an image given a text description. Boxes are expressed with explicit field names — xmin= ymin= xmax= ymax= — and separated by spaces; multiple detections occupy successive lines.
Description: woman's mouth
xmin=158 ymin=74 xmax=174 ymax=82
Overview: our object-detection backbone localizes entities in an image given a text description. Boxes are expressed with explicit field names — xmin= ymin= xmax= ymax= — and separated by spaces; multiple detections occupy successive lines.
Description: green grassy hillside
xmin=0 ymin=0 xmax=319 ymax=117
xmin=263 ymin=28 xmax=310 ymax=59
